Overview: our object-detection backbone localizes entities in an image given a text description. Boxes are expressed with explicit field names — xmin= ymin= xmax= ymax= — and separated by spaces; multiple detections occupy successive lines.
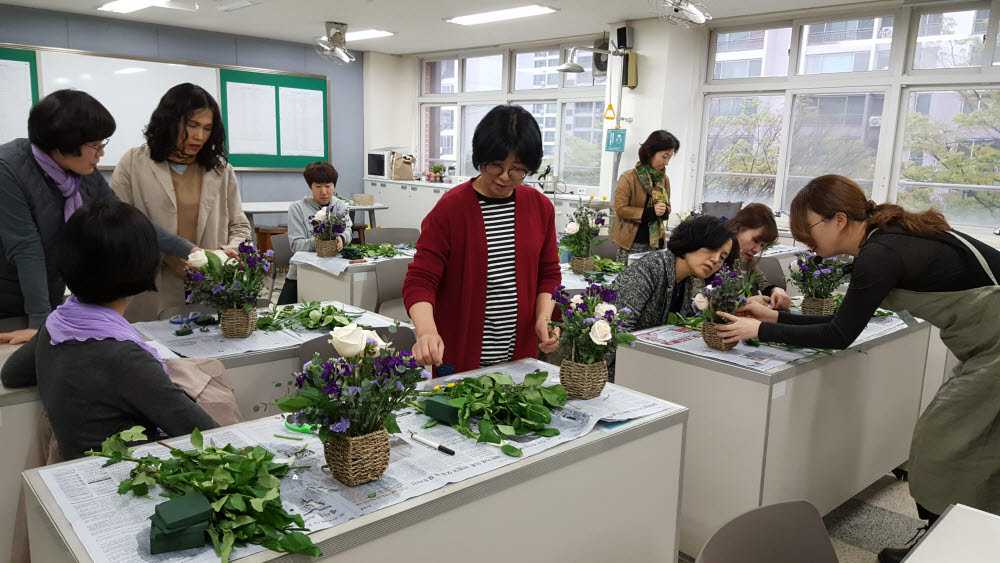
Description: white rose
xmin=565 ymin=221 xmax=579 ymax=234
xmin=359 ymin=329 xmax=387 ymax=358
xmin=594 ymin=303 xmax=617 ymax=318
xmin=589 ymin=320 xmax=613 ymax=346
xmin=188 ymin=250 xmax=208 ymax=269
xmin=693 ymin=293 xmax=710 ymax=311
xmin=313 ymin=207 xmax=328 ymax=222
xmin=569 ymin=294 xmax=585 ymax=309
xmin=328 ymin=323 xmax=366 ymax=358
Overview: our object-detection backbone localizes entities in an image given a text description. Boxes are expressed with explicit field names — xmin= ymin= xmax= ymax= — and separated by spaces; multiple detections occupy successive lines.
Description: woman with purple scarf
xmin=1 ymin=201 xmax=217 ymax=460
xmin=0 ymin=90 xmax=197 ymax=344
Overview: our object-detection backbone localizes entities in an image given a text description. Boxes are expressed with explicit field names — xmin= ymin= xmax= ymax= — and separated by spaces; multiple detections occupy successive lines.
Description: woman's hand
xmin=0 ymin=328 xmax=37 ymax=345
xmin=335 ymin=238 xmax=344 ymax=253
xmin=768 ymin=288 xmax=792 ymax=311
xmin=412 ymin=332 xmax=445 ymax=367
xmin=536 ymin=316 xmax=559 ymax=353
xmin=222 ymin=248 xmax=239 ymax=259
xmin=653 ymin=202 xmax=667 ymax=217
xmin=734 ymin=301 xmax=780 ymax=322
xmin=746 ymin=295 xmax=770 ymax=308
xmin=714 ymin=312 xmax=760 ymax=344
xmin=163 ymin=255 xmax=190 ymax=278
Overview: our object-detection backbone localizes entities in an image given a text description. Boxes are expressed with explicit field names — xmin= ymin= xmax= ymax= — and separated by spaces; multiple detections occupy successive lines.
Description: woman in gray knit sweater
xmin=607 ymin=216 xmax=737 ymax=379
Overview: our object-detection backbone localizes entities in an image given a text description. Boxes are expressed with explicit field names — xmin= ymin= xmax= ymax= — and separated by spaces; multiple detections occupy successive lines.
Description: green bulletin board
xmin=0 ymin=46 xmax=39 ymax=103
xmin=219 ymin=68 xmax=329 ymax=169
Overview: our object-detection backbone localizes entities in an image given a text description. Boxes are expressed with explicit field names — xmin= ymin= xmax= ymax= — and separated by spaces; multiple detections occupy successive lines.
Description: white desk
xmin=22 ymin=360 xmax=688 ymax=563
xmin=616 ymin=313 xmax=931 ymax=556
xmin=242 ymin=201 xmax=389 ymax=230
xmin=903 ymin=504 xmax=1000 ymax=562
xmin=295 ymin=252 xmax=414 ymax=311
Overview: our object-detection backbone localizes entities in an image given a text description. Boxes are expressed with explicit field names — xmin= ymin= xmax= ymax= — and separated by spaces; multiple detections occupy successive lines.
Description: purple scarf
xmin=31 ymin=144 xmax=83 ymax=222
xmin=47 ymin=296 xmax=167 ymax=371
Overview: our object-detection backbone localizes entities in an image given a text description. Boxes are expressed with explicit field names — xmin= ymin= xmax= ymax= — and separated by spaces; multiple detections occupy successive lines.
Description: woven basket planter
xmin=315 ymin=236 xmax=340 ymax=258
xmin=220 ymin=308 xmax=256 ymax=339
xmin=324 ymin=428 xmax=391 ymax=486
xmin=560 ymin=358 xmax=608 ymax=400
xmin=801 ymin=296 xmax=837 ymax=316
xmin=569 ymin=256 xmax=595 ymax=275
xmin=353 ymin=193 xmax=374 ymax=206
xmin=702 ymin=320 xmax=737 ymax=351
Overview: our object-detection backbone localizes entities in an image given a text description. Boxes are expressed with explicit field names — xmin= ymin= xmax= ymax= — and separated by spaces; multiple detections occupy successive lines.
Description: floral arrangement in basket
xmin=788 ymin=252 xmax=852 ymax=316
xmin=692 ymin=264 xmax=755 ymax=351
xmin=310 ymin=205 xmax=349 ymax=257
xmin=185 ymin=241 xmax=272 ymax=338
xmin=549 ymin=283 xmax=636 ymax=398
xmin=274 ymin=324 xmax=430 ymax=486
xmin=559 ymin=205 xmax=607 ymax=274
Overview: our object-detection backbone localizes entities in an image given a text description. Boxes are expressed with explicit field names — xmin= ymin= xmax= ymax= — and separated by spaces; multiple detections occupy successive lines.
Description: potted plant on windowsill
xmin=185 ymin=242 xmax=272 ymax=338
xmin=310 ymin=205 xmax=349 ymax=258
xmin=788 ymin=252 xmax=851 ymax=316
xmin=430 ymin=164 xmax=446 ymax=183
xmin=692 ymin=264 xmax=754 ymax=351
xmin=559 ymin=205 xmax=607 ymax=275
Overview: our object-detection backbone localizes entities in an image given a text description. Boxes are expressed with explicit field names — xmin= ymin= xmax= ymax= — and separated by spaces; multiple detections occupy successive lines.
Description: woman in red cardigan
xmin=404 ymin=105 xmax=561 ymax=373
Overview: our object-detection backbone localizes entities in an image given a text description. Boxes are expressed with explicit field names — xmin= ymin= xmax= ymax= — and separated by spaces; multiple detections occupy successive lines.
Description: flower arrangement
xmin=560 ymin=205 xmax=607 ymax=274
xmin=550 ymin=283 xmax=636 ymax=398
xmin=310 ymin=206 xmax=349 ymax=242
xmin=185 ymin=241 xmax=271 ymax=337
xmin=692 ymin=264 xmax=755 ymax=350
xmin=788 ymin=252 xmax=852 ymax=316
xmin=274 ymin=323 xmax=430 ymax=485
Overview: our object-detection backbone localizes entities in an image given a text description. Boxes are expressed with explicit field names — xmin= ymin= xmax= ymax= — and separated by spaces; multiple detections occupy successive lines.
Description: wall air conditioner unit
xmin=869 ymin=116 xmax=882 ymax=127
xmin=878 ymin=27 xmax=893 ymax=38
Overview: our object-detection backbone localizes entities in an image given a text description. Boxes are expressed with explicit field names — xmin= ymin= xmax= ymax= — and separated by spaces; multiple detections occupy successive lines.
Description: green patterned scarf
xmin=636 ymin=163 xmax=668 ymax=248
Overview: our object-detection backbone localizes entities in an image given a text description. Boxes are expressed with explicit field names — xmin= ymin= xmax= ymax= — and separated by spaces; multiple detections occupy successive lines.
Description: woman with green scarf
xmin=610 ymin=130 xmax=679 ymax=263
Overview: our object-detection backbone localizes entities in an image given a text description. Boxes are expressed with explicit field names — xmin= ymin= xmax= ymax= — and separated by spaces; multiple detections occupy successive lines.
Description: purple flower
xmin=190 ymin=272 xmax=206 ymax=282
xmin=238 ymin=241 xmax=253 ymax=254
xmin=800 ymin=264 xmax=811 ymax=272
xmin=583 ymin=317 xmax=597 ymax=324
xmin=265 ymin=249 xmax=274 ymax=257
xmin=262 ymin=261 xmax=271 ymax=272
xmin=232 ymin=280 xmax=241 ymax=289
xmin=604 ymin=310 xmax=616 ymax=321
xmin=813 ymin=271 xmax=821 ymax=279
xmin=324 ymin=382 xmax=342 ymax=396
xmin=394 ymin=381 xmax=405 ymax=390
xmin=185 ymin=293 xmax=193 ymax=304
xmin=621 ymin=307 xmax=632 ymax=315
xmin=329 ymin=417 xmax=350 ymax=433
xmin=347 ymin=386 xmax=361 ymax=394
xmin=294 ymin=371 xmax=308 ymax=388
xmin=211 ymin=285 xmax=225 ymax=294
xmin=420 ymin=370 xmax=432 ymax=380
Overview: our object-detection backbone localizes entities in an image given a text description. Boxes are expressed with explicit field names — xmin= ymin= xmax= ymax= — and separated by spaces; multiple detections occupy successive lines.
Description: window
xmin=913 ymin=9 xmax=989 ymax=69
xmin=563 ymin=49 xmax=608 ymax=87
xmin=800 ymin=17 xmax=893 ymax=74
xmin=463 ymin=54 xmax=503 ymax=92
xmin=995 ymin=30 xmax=1000 ymax=65
xmin=897 ymin=89 xmax=1000 ymax=228
xmin=515 ymin=50 xmax=559 ymax=90
xmin=422 ymin=105 xmax=457 ymax=169
xmin=712 ymin=27 xmax=792 ymax=79
xmin=783 ymin=93 xmax=885 ymax=209
xmin=703 ymin=95 xmax=785 ymax=205
xmin=527 ymin=103 xmax=558 ymax=171
xmin=424 ymin=60 xmax=457 ymax=94
xmin=560 ymin=102 xmax=602 ymax=187
xmin=460 ymin=105 xmax=494 ymax=176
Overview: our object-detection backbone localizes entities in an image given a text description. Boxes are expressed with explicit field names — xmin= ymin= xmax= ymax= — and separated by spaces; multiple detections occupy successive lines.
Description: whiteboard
xmin=39 ymin=51 xmax=218 ymax=166
xmin=0 ymin=58 xmax=33 ymax=145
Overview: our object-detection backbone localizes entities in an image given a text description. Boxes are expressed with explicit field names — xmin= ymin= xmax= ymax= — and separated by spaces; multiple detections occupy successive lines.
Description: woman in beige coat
xmin=111 ymin=83 xmax=251 ymax=322
xmin=610 ymin=130 xmax=679 ymax=263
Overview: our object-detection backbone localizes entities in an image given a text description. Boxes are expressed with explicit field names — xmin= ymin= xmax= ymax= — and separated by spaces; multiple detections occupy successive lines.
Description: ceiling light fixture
xmin=114 ymin=67 xmax=148 ymax=74
xmin=445 ymin=5 xmax=556 ymax=26
xmin=98 ymin=0 xmax=169 ymax=13
xmin=345 ymin=29 xmax=395 ymax=41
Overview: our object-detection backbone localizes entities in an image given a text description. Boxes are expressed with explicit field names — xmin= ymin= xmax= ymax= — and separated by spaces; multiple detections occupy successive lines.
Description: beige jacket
xmin=111 ymin=146 xmax=252 ymax=322
xmin=611 ymin=168 xmax=671 ymax=250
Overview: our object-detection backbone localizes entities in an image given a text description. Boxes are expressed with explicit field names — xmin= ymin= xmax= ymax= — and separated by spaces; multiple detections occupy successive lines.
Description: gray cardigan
xmin=286 ymin=196 xmax=353 ymax=280
xmin=0 ymin=323 xmax=217 ymax=460
xmin=0 ymin=139 xmax=194 ymax=327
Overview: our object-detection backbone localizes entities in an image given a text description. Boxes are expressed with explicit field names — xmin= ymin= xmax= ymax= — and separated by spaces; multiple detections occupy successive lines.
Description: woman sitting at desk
xmin=112 ymin=83 xmax=251 ymax=322
xmin=607 ymin=216 xmax=737 ymax=379
xmin=725 ymin=203 xmax=792 ymax=311
xmin=714 ymin=174 xmax=1000 ymax=562
xmin=1 ymin=202 xmax=217 ymax=460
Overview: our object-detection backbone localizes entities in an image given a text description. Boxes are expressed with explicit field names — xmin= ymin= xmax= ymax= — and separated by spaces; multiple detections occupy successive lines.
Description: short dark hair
xmin=638 ymin=130 xmax=680 ymax=166
xmin=727 ymin=203 xmax=779 ymax=246
xmin=57 ymin=202 xmax=160 ymax=305
xmin=472 ymin=105 xmax=543 ymax=173
xmin=667 ymin=215 xmax=738 ymax=267
xmin=303 ymin=161 xmax=339 ymax=186
xmin=28 ymin=90 xmax=116 ymax=157
xmin=144 ymin=83 xmax=227 ymax=171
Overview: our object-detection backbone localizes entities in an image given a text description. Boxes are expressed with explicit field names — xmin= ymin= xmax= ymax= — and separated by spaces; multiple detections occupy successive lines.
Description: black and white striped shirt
xmin=477 ymin=191 xmax=518 ymax=367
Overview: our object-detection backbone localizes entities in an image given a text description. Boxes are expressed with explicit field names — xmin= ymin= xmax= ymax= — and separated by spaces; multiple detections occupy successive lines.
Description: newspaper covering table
xmin=633 ymin=313 xmax=908 ymax=372
xmin=558 ymin=263 xmax=618 ymax=292
xmin=291 ymin=247 xmax=415 ymax=277
xmin=761 ymin=244 xmax=801 ymax=258
xmin=134 ymin=302 xmax=395 ymax=359
xmin=36 ymin=359 xmax=678 ymax=562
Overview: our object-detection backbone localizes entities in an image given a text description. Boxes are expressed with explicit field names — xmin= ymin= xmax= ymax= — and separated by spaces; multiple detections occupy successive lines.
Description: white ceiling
xmin=5 ymin=0 xmax=871 ymax=54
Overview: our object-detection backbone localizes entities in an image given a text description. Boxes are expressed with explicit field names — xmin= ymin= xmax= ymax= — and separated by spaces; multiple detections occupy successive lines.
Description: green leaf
xmin=485 ymin=372 xmax=515 ymax=386
xmin=522 ymin=371 xmax=548 ymax=387
xmin=501 ymin=444 xmax=523 ymax=457
xmin=367 ymin=492 xmax=376 ymax=498
xmin=496 ymin=425 xmax=517 ymax=437
xmin=383 ymin=413 xmax=401 ymax=434
xmin=277 ymin=532 xmax=323 ymax=557
xmin=120 ymin=426 xmax=147 ymax=442
xmin=220 ymin=531 xmax=235 ymax=563
xmin=132 ymin=482 xmax=149 ymax=496
xmin=274 ymin=396 xmax=313 ymax=411
xmin=190 ymin=428 xmax=204 ymax=451
xmin=539 ymin=386 xmax=568 ymax=407
xmin=117 ymin=480 xmax=133 ymax=494
xmin=227 ymin=494 xmax=247 ymax=512
xmin=523 ymin=403 xmax=552 ymax=424
xmin=257 ymin=474 xmax=281 ymax=489
xmin=477 ymin=419 xmax=501 ymax=444
xmin=212 ymin=495 xmax=229 ymax=512
xmin=446 ymin=397 xmax=468 ymax=408
xmin=535 ymin=427 xmax=560 ymax=437
xmin=421 ymin=419 xmax=438 ymax=429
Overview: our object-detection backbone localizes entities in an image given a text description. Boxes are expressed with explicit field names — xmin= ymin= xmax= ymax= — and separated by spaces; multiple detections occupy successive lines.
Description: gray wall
xmin=0 ymin=4 xmax=364 ymax=227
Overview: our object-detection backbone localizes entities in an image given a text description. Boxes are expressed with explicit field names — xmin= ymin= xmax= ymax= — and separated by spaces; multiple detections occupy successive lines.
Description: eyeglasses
xmin=807 ymin=217 xmax=829 ymax=231
xmin=482 ymin=163 xmax=529 ymax=182
xmin=84 ymin=139 xmax=110 ymax=152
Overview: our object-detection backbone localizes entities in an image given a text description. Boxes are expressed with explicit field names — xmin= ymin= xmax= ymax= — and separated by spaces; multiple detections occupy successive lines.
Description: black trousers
xmin=917 ymin=503 xmax=940 ymax=525
xmin=276 ymin=279 xmax=298 ymax=305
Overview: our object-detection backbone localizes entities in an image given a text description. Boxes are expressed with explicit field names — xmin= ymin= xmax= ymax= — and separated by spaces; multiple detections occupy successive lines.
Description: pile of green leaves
xmin=347 ymin=243 xmax=407 ymax=259
xmin=413 ymin=370 xmax=568 ymax=457
xmin=593 ymin=257 xmax=625 ymax=273
xmin=667 ymin=312 xmax=705 ymax=330
xmin=257 ymin=301 xmax=361 ymax=332
xmin=85 ymin=427 xmax=321 ymax=563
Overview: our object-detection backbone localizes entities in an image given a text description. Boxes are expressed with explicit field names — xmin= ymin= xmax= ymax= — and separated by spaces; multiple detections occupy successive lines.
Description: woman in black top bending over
xmin=716 ymin=174 xmax=1000 ymax=563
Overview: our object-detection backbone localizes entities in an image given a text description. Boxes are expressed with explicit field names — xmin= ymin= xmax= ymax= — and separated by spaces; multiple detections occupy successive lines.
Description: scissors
xmin=168 ymin=312 xmax=202 ymax=325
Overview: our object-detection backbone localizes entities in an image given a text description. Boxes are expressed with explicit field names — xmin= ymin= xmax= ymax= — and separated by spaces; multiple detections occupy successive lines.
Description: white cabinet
xmin=362 ymin=178 xmax=453 ymax=230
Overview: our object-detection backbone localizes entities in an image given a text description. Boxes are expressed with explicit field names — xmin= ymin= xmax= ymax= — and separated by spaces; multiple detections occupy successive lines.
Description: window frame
xmin=906 ymin=1 xmax=996 ymax=75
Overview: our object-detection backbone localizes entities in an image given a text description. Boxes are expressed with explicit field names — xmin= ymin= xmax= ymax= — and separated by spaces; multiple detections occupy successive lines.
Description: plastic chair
xmin=364 ymin=227 xmax=419 ymax=246
xmin=702 ymin=201 xmax=743 ymax=221
xmin=696 ymin=500 xmax=838 ymax=563
xmin=268 ymin=233 xmax=293 ymax=303
xmin=756 ymin=256 xmax=787 ymax=290
xmin=593 ymin=235 xmax=620 ymax=261
xmin=299 ymin=334 xmax=338 ymax=367
xmin=157 ymin=304 xmax=216 ymax=321
xmin=374 ymin=325 xmax=418 ymax=356
xmin=374 ymin=258 xmax=413 ymax=322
